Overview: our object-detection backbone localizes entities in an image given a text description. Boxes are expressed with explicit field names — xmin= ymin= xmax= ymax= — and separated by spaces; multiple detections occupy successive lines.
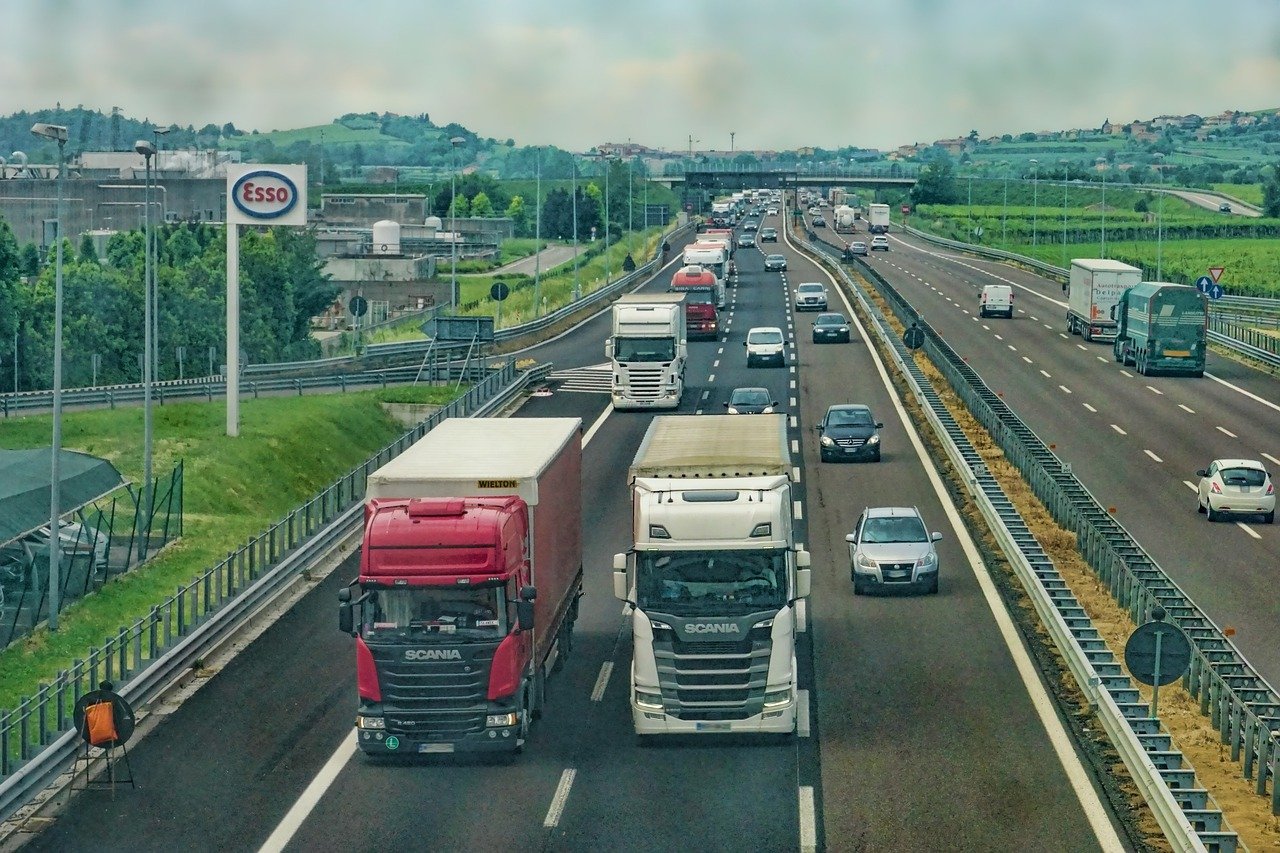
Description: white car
xmin=870 ymin=236 xmax=890 ymax=252
xmin=793 ymin=282 xmax=828 ymax=312
xmin=744 ymin=326 xmax=786 ymax=367
xmin=1196 ymin=459 xmax=1275 ymax=523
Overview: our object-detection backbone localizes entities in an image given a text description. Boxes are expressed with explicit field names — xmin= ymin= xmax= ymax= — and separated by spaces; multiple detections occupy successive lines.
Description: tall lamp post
xmin=571 ymin=158 xmax=580 ymax=300
xmin=1097 ymin=156 xmax=1108 ymax=258
xmin=135 ymin=138 xmax=157 ymax=530
xmin=1000 ymin=161 xmax=1010 ymax=248
xmin=1153 ymin=153 xmax=1165 ymax=280
xmin=603 ymin=153 xmax=613 ymax=282
xmin=533 ymin=149 xmax=542 ymax=317
xmin=32 ymin=122 xmax=67 ymax=631
xmin=449 ymin=136 xmax=465 ymax=309
xmin=150 ymin=127 xmax=170 ymax=390
xmin=1029 ymin=158 xmax=1039 ymax=246
xmin=1060 ymin=159 xmax=1070 ymax=269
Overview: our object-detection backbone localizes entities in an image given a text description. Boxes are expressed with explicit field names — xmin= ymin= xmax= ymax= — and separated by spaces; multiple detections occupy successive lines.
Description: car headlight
xmin=727 ymin=406 xmax=740 ymax=414
xmin=486 ymin=712 xmax=519 ymax=727
xmin=838 ymin=326 xmax=849 ymax=332
xmin=763 ymin=689 xmax=792 ymax=708
xmin=917 ymin=551 xmax=938 ymax=569
xmin=635 ymin=691 xmax=664 ymax=710
xmin=762 ymin=406 xmax=774 ymax=414
xmin=866 ymin=434 xmax=880 ymax=445
xmin=357 ymin=715 xmax=385 ymax=730
xmin=820 ymin=435 xmax=834 ymax=447
xmin=856 ymin=552 xmax=877 ymax=570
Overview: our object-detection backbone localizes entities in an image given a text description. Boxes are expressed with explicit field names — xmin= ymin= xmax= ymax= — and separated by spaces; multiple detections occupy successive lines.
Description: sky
xmin=4 ymin=0 xmax=1279 ymax=153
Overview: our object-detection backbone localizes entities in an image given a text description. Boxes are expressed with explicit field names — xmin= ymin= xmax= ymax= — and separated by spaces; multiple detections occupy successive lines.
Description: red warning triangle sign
xmin=1208 ymin=267 xmax=1224 ymax=283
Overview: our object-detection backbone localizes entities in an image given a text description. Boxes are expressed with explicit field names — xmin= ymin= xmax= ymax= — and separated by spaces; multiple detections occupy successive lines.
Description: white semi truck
xmin=1067 ymin=258 xmax=1143 ymax=342
xmin=834 ymin=205 xmax=858 ymax=233
xmin=867 ymin=203 xmax=890 ymax=234
xmin=613 ymin=415 xmax=811 ymax=738
xmin=607 ymin=294 xmax=688 ymax=410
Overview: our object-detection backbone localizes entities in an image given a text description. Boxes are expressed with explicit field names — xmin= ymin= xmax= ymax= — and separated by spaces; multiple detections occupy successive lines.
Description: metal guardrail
xmin=0 ymin=359 xmax=549 ymax=825
xmin=895 ymin=223 xmax=1280 ymax=370
xmin=801 ymin=235 xmax=1272 ymax=848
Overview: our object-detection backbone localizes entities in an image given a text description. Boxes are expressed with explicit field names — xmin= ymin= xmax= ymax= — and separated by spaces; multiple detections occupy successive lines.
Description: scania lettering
xmin=339 ymin=417 xmax=584 ymax=756
xmin=607 ymin=293 xmax=688 ymax=410
xmin=614 ymin=415 xmax=811 ymax=738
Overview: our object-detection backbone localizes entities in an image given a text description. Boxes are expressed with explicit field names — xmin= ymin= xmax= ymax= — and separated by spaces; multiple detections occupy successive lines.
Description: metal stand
xmin=72 ymin=738 xmax=135 ymax=793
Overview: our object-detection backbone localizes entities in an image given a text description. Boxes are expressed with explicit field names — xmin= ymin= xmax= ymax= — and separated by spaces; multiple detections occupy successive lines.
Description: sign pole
xmin=1150 ymin=630 xmax=1163 ymax=718
xmin=227 ymin=222 xmax=240 ymax=436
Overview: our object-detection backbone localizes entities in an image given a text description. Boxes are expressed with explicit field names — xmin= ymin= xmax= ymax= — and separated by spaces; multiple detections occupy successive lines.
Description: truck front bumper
xmin=631 ymin=696 xmax=796 ymax=735
xmin=355 ymin=713 xmax=525 ymax=755
xmin=612 ymin=390 xmax=682 ymax=410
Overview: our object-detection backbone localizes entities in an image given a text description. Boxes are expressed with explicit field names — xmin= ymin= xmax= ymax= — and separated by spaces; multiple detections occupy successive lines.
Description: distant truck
xmin=669 ymin=265 xmax=720 ymax=340
xmin=683 ymin=242 xmax=729 ymax=301
xmin=834 ymin=205 xmax=858 ymax=233
xmin=828 ymin=188 xmax=846 ymax=207
xmin=1112 ymin=282 xmax=1208 ymax=377
xmin=607 ymin=293 xmax=687 ymax=410
xmin=614 ymin=415 xmax=811 ymax=739
xmin=1067 ymin=258 xmax=1143 ymax=342
xmin=867 ymin=203 xmax=890 ymax=234
xmin=339 ymin=417 xmax=584 ymax=756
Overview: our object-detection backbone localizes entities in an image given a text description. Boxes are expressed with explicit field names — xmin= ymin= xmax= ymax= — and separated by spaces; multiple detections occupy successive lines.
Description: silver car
xmin=846 ymin=506 xmax=942 ymax=595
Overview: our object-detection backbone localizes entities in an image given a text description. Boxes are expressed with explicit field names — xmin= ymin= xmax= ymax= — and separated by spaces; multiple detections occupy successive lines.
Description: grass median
xmin=0 ymin=385 xmax=460 ymax=711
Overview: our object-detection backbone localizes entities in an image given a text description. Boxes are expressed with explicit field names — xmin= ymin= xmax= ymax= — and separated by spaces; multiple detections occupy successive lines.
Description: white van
xmin=979 ymin=284 xmax=1014 ymax=319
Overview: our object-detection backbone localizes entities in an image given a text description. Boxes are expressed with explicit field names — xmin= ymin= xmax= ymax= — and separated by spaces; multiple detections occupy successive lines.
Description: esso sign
xmin=231 ymin=170 xmax=299 ymax=220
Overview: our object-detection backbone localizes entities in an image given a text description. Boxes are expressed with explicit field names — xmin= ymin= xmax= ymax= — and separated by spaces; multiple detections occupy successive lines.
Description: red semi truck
xmin=338 ymin=417 xmax=584 ymax=756
xmin=670 ymin=265 xmax=721 ymax=340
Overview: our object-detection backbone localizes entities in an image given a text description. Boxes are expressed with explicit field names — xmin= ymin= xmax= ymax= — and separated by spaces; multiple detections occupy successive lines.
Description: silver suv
xmin=793 ymin=282 xmax=828 ymax=312
xmin=846 ymin=506 xmax=942 ymax=595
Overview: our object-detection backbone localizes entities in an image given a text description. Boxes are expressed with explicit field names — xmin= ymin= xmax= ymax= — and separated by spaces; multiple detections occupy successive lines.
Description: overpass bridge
xmin=654 ymin=165 xmax=919 ymax=192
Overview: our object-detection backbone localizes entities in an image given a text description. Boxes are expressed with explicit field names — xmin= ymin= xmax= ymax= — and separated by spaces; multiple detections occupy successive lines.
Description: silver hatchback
xmin=847 ymin=506 xmax=942 ymax=595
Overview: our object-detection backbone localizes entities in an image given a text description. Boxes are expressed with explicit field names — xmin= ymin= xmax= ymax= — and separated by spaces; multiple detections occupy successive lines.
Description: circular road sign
xmin=490 ymin=282 xmax=511 ymax=302
xmin=230 ymin=169 xmax=300 ymax=220
xmin=1195 ymin=275 xmax=1213 ymax=294
xmin=73 ymin=685 xmax=137 ymax=748
xmin=903 ymin=325 xmax=925 ymax=350
xmin=1208 ymin=283 xmax=1225 ymax=300
xmin=1124 ymin=620 xmax=1192 ymax=686
xmin=348 ymin=295 xmax=369 ymax=317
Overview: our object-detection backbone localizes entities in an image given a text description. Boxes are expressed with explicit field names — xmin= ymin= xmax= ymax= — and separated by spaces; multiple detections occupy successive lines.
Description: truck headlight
xmin=486 ymin=712 xmax=519 ymax=727
xmin=357 ymin=715 xmax=385 ymax=730
xmin=635 ymin=691 xmax=664 ymax=710
xmin=820 ymin=435 xmax=834 ymax=447
xmin=763 ymin=689 xmax=792 ymax=708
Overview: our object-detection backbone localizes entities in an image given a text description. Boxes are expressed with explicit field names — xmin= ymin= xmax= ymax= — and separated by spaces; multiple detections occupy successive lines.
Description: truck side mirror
xmin=338 ymin=602 xmax=354 ymax=635
xmin=796 ymin=550 xmax=811 ymax=568
xmin=515 ymin=600 xmax=535 ymax=631
xmin=795 ymin=568 xmax=812 ymax=600
xmin=604 ymin=340 xmax=614 ymax=359
xmin=613 ymin=553 xmax=629 ymax=602
xmin=520 ymin=585 xmax=537 ymax=602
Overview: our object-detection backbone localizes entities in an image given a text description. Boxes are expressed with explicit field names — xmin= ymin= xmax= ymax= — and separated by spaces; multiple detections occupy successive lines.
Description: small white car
xmin=870 ymin=236 xmax=890 ymax=252
xmin=1196 ymin=459 xmax=1275 ymax=523
xmin=744 ymin=326 xmax=786 ymax=367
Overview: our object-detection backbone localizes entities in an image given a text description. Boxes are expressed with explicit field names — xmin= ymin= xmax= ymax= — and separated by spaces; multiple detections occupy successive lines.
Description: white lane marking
xmin=1039 ymin=369 xmax=1052 ymax=379
xmin=717 ymin=346 xmax=724 ymax=355
xmin=1110 ymin=424 xmax=1127 ymax=435
xmin=257 ymin=733 xmax=357 ymax=853
xmin=1263 ymin=452 xmax=1280 ymax=466
xmin=993 ymin=334 xmax=1004 ymax=341
xmin=583 ymin=404 xmax=612 ymax=448
xmin=797 ymin=689 xmax=811 ymax=737
xmin=1058 ymin=385 xmax=1072 ymax=395
xmin=1238 ymin=523 xmax=1262 ymax=540
xmin=701 ymin=390 xmax=709 ymax=401
xmin=792 ymin=466 xmax=801 ymax=481
xmin=713 ymin=359 xmax=720 ymax=368
xmin=793 ymin=501 xmax=803 ymax=520
xmin=1202 ymin=370 xmax=1280 ymax=414
xmin=790 ymin=439 xmax=799 ymax=454
xmin=590 ymin=662 xmax=614 ymax=702
xmin=1007 ymin=345 xmax=1017 ymax=352
xmin=1119 ymin=370 xmax=1133 ymax=378
xmin=790 ymin=365 xmax=797 ymax=373
xmin=1182 ymin=480 xmax=1198 ymax=492
xmin=695 ymin=409 xmax=703 ymax=415
xmin=790 ymin=416 xmax=798 ymax=428
xmin=790 ymin=396 xmax=798 ymax=407
xmin=1144 ymin=449 xmax=1163 ymax=463
xmin=543 ymin=768 xmax=577 ymax=828
xmin=1178 ymin=404 xmax=1195 ymax=414
xmin=708 ymin=373 xmax=716 ymax=383
xmin=790 ymin=379 xmax=797 ymax=389
xmin=1083 ymin=403 xmax=1097 ymax=413
xmin=1146 ymin=385 xmax=1163 ymax=395
xmin=1215 ymin=426 xmax=1238 ymax=438
xmin=799 ymin=787 xmax=817 ymax=853
xmin=1022 ymin=356 xmax=1033 ymax=364
xmin=1076 ymin=344 xmax=1088 ymax=351
xmin=1096 ymin=356 xmax=1108 ymax=363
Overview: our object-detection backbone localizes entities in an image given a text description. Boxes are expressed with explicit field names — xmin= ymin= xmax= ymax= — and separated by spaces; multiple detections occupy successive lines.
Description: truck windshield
xmin=361 ymin=585 xmax=505 ymax=640
xmin=614 ymin=336 xmax=676 ymax=362
xmin=635 ymin=550 xmax=787 ymax=615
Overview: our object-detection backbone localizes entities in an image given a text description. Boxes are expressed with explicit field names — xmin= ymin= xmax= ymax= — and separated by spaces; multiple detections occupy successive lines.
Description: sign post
xmin=225 ymin=164 xmax=307 ymax=436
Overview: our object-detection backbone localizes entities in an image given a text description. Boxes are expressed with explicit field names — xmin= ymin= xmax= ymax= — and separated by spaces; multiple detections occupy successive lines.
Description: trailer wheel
xmin=1082 ymin=325 xmax=1093 ymax=342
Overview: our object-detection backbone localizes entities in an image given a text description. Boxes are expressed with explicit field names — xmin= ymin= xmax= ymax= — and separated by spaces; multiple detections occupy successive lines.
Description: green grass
xmin=1212 ymin=183 xmax=1263 ymax=206
xmin=0 ymin=388 xmax=457 ymax=710
xmin=223 ymin=123 xmax=407 ymax=149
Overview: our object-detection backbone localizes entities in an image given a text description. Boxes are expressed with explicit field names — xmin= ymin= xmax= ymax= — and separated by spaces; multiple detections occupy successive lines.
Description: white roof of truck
xmin=1071 ymin=258 xmax=1143 ymax=273
xmin=617 ymin=293 xmax=685 ymax=305
xmin=630 ymin=414 xmax=791 ymax=480
xmin=367 ymin=417 xmax=581 ymax=503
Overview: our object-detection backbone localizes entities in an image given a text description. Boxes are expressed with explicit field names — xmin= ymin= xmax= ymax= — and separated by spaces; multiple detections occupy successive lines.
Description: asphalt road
xmin=18 ymin=213 xmax=1126 ymax=852
xmin=1162 ymin=189 xmax=1261 ymax=217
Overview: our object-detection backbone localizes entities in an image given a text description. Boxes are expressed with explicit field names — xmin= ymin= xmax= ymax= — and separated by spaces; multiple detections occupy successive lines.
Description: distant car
xmin=846 ymin=506 xmax=942 ymax=595
xmin=764 ymin=253 xmax=787 ymax=271
xmin=743 ymin=220 xmax=758 ymax=232
xmin=812 ymin=312 xmax=851 ymax=344
xmin=870 ymin=236 xmax=890 ymax=251
xmin=737 ymin=233 xmax=756 ymax=248
xmin=724 ymin=387 xmax=779 ymax=414
xmin=812 ymin=216 xmax=827 ymax=228
xmin=744 ymin=326 xmax=786 ymax=367
xmin=766 ymin=207 xmax=778 ymax=216
xmin=1196 ymin=459 xmax=1275 ymax=523
xmin=817 ymin=403 xmax=882 ymax=463
xmin=793 ymin=282 xmax=829 ymax=312
xmin=848 ymin=241 xmax=869 ymax=257
xmin=979 ymin=284 xmax=1014 ymax=319
xmin=1218 ymin=202 xmax=1232 ymax=213
xmin=759 ymin=227 xmax=778 ymax=242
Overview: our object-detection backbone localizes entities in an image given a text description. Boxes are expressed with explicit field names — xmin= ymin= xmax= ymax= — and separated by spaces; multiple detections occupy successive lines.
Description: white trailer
xmin=867 ymin=203 xmax=890 ymax=234
xmin=1067 ymin=258 xmax=1143 ymax=342
xmin=613 ymin=415 xmax=811 ymax=738
xmin=606 ymin=294 xmax=687 ymax=410
xmin=834 ymin=205 xmax=858 ymax=233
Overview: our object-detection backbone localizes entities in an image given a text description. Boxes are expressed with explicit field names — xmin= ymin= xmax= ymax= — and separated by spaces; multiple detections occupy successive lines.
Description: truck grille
xmin=372 ymin=644 xmax=495 ymax=741
xmin=621 ymin=366 xmax=667 ymax=401
xmin=652 ymin=627 xmax=771 ymax=720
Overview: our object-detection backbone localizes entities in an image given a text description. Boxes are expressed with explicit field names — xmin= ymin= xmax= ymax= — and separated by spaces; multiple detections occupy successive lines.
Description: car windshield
xmin=798 ymin=284 xmax=824 ymax=294
xmin=749 ymin=330 xmax=783 ymax=344
xmin=861 ymin=516 xmax=928 ymax=544
xmin=816 ymin=315 xmax=846 ymax=326
xmin=361 ymin=585 xmax=505 ymax=640
xmin=615 ymin=336 xmax=676 ymax=362
xmin=767 ymin=255 xmax=784 ymax=263
xmin=1219 ymin=467 xmax=1266 ymax=487
xmin=635 ymin=550 xmax=788 ymax=614
xmin=732 ymin=388 xmax=770 ymax=405
xmin=827 ymin=408 xmax=873 ymax=427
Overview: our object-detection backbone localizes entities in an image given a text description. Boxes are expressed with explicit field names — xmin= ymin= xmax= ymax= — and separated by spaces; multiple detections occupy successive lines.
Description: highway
xmin=17 ymin=211 xmax=1128 ymax=851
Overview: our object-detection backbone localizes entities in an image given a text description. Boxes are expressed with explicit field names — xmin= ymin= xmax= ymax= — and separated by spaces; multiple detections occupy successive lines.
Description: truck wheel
xmin=1082 ymin=326 xmax=1093 ymax=342
xmin=1137 ymin=350 xmax=1149 ymax=376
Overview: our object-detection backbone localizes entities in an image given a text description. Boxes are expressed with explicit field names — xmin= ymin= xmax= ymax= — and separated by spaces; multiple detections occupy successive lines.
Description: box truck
xmin=1112 ymin=283 xmax=1208 ymax=377
xmin=1067 ymin=259 xmax=1143 ymax=342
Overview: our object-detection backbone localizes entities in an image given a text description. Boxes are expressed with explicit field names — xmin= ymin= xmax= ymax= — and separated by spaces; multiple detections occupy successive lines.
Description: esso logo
xmin=232 ymin=170 xmax=299 ymax=220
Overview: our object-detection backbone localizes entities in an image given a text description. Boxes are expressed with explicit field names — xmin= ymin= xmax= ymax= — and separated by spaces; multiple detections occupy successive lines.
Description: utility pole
xmin=730 ymin=131 xmax=736 ymax=153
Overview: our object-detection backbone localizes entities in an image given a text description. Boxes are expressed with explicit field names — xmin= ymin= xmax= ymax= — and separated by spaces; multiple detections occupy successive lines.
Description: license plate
xmin=695 ymin=722 xmax=731 ymax=732
xmin=418 ymin=743 xmax=454 ymax=754
xmin=1164 ymin=350 xmax=1190 ymax=357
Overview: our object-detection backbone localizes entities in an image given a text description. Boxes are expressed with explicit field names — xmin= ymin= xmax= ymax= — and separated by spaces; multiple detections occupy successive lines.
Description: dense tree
xmin=505 ymin=195 xmax=528 ymax=236
xmin=78 ymin=232 xmax=98 ymax=263
xmin=469 ymin=191 xmax=494 ymax=217
xmin=18 ymin=242 xmax=41 ymax=277
xmin=448 ymin=194 xmax=470 ymax=218
xmin=1262 ymin=165 xmax=1280 ymax=217
xmin=911 ymin=156 xmax=959 ymax=204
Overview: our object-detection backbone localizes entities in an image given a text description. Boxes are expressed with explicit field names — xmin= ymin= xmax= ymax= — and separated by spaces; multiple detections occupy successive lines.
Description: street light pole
xmin=1097 ymin=156 xmax=1107 ymax=258
xmin=604 ymin=154 xmax=611 ymax=282
xmin=628 ymin=157 xmax=633 ymax=234
xmin=1001 ymin=162 xmax=1009 ymax=248
xmin=32 ymin=122 xmax=67 ymax=631
xmin=1061 ymin=159 xmax=1069 ymax=269
xmin=572 ymin=158 xmax=580 ymax=300
xmin=135 ymin=139 xmax=156 ymax=532
xmin=1154 ymin=153 xmax=1165 ymax=280
xmin=1030 ymin=159 xmax=1039 ymax=247
xmin=449 ymin=136 xmax=465 ymax=309
xmin=533 ymin=151 xmax=542 ymax=317
xmin=151 ymin=127 xmax=170 ymax=390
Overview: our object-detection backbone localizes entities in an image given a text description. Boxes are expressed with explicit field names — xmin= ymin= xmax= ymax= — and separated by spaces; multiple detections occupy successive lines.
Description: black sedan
xmin=764 ymin=253 xmax=788 ymax=271
xmin=724 ymin=387 xmax=779 ymax=415
xmin=812 ymin=312 xmax=851 ymax=343
xmin=816 ymin=404 xmax=883 ymax=462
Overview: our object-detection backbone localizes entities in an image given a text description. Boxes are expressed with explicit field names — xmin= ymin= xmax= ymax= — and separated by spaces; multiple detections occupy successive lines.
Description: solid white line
xmin=1110 ymin=424 xmax=1127 ymax=435
xmin=1178 ymin=404 xmax=1195 ymax=414
xmin=1083 ymin=403 xmax=1097 ymax=413
xmin=583 ymin=404 xmax=612 ymax=448
xmin=543 ymin=768 xmax=577 ymax=828
xmin=797 ymin=690 xmax=811 ymax=737
xmin=590 ymin=661 xmax=614 ymax=702
xmin=258 ymin=732 xmax=357 ymax=853
xmin=798 ymin=787 xmax=817 ymax=853
xmin=1205 ymin=371 xmax=1280 ymax=414
xmin=1144 ymin=449 xmax=1163 ymax=463
xmin=1215 ymin=426 xmax=1237 ymax=438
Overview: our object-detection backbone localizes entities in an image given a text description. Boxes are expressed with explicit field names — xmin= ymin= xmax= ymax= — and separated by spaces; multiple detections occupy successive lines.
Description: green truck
xmin=1112 ymin=282 xmax=1208 ymax=377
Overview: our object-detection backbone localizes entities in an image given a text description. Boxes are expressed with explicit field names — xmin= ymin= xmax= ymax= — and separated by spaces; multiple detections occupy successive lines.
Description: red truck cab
xmin=669 ymin=265 xmax=720 ymax=340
